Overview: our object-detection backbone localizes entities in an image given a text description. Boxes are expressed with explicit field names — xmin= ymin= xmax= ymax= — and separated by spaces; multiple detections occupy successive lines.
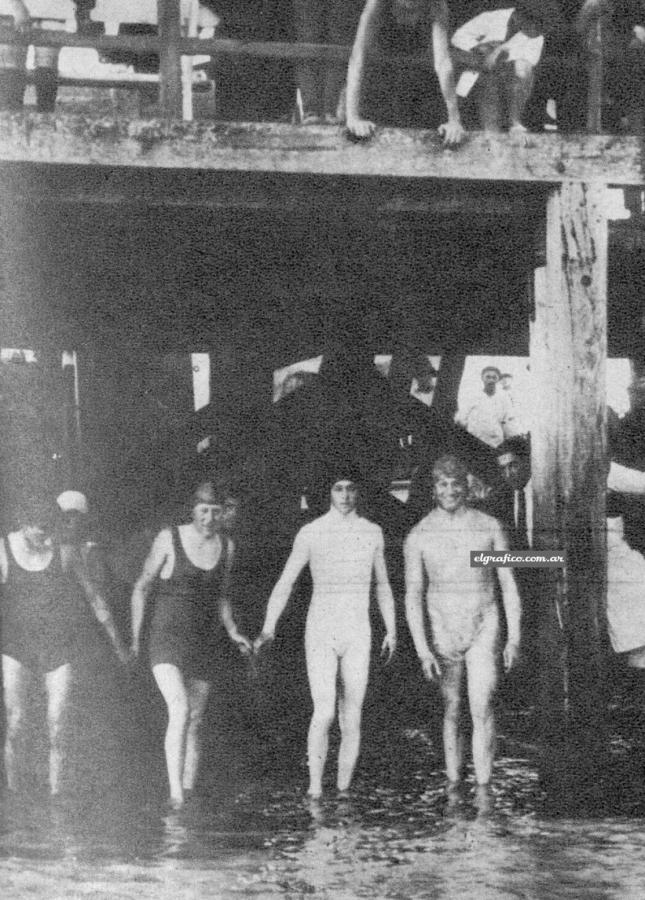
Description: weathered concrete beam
xmin=0 ymin=115 xmax=642 ymax=185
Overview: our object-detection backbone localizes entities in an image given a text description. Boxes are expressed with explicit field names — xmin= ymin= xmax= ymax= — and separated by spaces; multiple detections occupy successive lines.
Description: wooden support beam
xmin=0 ymin=117 xmax=643 ymax=186
xmin=530 ymin=181 xmax=608 ymax=807
xmin=158 ymin=0 xmax=183 ymax=119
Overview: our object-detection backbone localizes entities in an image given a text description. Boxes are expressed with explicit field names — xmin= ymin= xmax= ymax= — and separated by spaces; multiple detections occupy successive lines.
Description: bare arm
xmin=492 ymin=521 xmax=522 ymax=670
xmin=130 ymin=530 xmax=169 ymax=657
xmin=373 ymin=533 xmax=396 ymax=661
xmin=218 ymin=538 xmax=252 ymax=655
xmin=404 ymin=530 xmax=441 ymax=679
xmin=431 ymin=1 xmax=465 ymax=145
xmin=254 ymin=529 xmax=310 ymax=649
xmin=346 ymin=0 xmax=383 ymax=138
xmin=64 ymin=545 xmax=131 ymax=664
xmin=7 ymin=1 xmax=29 ymax=27
xmin=608 ymin=461 xmax=645 ymax=494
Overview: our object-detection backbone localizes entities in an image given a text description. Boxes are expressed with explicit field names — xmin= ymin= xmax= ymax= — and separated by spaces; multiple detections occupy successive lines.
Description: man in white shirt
xmin=456 ymin=366 xmax=517 ymax=448
xmin=450 ymin=3 xmax=556 ymax=134
xmin=254 ymin=469 xmax=396 ymax=798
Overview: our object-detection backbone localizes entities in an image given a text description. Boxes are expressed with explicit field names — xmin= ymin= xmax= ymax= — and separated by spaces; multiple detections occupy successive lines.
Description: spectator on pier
xmin=0 ymin=0 xmax=28 ymax=109
xmin=450 ymin=1 xmax=563 ymax=136
xmin=291 ymin=0 xmax=363 ymax=124
xmin=345 ymin=0 xmax=465 ymax=144
xmin=130 ymin=480 xmax=252 ymax=809
xmin=0 ymin=494 xmax=129 ymax=796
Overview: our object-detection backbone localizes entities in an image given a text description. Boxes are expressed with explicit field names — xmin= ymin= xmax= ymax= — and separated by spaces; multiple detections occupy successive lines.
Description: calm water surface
xmin=2 ymin=715 xmax=645 ymax=900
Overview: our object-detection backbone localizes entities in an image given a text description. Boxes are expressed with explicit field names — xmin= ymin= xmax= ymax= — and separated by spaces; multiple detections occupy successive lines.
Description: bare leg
xmin=477 ymin=70 xmax=503 ymax=132
xmin=153 ymin=664 xmax=190 ymax=806
xmin=509 ymin=60 xmax=536 ymax=133
xmin=305 ymin=637 xmax=338 ymax=798
xmin=44 ymin=663 xmax=74 ymax=796
xmin=337 ymin=638 xmax=370 ymax=792
xmin=324 ymin=0 xmax=362 ymax=121
xmin=440 ymin=658 xmax=465 ymax=784
xmin=2 ymin=655 xmax=33 ymax=792
xmin=292 ymin=0 xmax=326 ymax=119
xmin=466 ymin=645 xmax=498 ymax=785
xmin=183 ymin=679 xmax=211 ymax=793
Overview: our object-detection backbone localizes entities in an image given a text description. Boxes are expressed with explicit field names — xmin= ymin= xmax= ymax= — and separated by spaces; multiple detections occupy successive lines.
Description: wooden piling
xmin=530 ymin=181 xmax=608 ymax=804
xmin=158 ymin=0 xmax=183 ymax=119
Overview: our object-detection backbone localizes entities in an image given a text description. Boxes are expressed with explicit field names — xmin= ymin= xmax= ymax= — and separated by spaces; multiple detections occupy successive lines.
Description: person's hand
xmin=253 ymin=631 xmax=274 ymax=654
xmin=115 ymin=644 xmax=135 ymax=667
xmin=232 ymin=634 xmax=253 ymax=657
xmin=346 ymin=116 xmax=376 ymax=140
xmin=437 ymin=120 xmax=466 ymax=147
xmin=420 ymin=653 xmax=441 ymax=682
xmin=380 ymin=632 xmax=396 ymax=663
xmin=503 ymin=641 xmax=520 ymax=673
xmin=482 ymin=43 xmax=507 ymax=72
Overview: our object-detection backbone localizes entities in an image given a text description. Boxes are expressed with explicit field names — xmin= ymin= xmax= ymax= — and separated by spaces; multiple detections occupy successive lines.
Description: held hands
xmin=230 ymin=632 xmax=253 ymax=657
xmin=380 ymin=632 xmax=396 ymax=664
xmin=503 ymin=641 xmax=520 ymax=673
xmin=253 ymin=631 xmax=275 ymax=654
xmin=420 ymin=652 xmax=441 ymax=682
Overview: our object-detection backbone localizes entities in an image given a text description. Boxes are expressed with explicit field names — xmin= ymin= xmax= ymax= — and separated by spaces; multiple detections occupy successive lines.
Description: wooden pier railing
xmin=0 ymin=0 xmax=616 ymax=128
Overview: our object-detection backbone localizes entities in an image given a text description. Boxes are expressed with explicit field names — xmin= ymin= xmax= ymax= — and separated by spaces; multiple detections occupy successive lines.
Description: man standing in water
xmin=254 ymin=469 xmax=396 ymax=798
xmin=404 ymin=454 xmax=521 ymax=786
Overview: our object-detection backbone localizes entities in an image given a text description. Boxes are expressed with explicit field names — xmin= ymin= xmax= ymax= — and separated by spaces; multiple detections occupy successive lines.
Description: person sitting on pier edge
xmin=0 ymin=494 xmax=130 ymax=797
xmin=291 ymin=0 xmax=364 ymax=124
xmin=345 ymin=0 xmax=466 ymax=144
xmin=130 ymin=480 xmax=252 ymax=809
xmin=449 ymin=1 xmax=563 ymax=136
xmin=254 ymin=465 xmax=396 ymax=799
xmin=404 ymin=453 xmax=521 ymax=788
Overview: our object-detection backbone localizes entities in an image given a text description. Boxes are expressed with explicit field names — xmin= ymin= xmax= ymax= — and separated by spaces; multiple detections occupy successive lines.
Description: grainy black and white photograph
xmin=0 ymin=1 xmax=644 ymax=897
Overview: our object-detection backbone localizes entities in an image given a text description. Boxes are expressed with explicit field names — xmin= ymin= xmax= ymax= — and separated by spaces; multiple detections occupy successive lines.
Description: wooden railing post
xmin=158 ymin=0 xmax=183 ymax=119
xmin=586 ymin=19 xmax=603 ymax=133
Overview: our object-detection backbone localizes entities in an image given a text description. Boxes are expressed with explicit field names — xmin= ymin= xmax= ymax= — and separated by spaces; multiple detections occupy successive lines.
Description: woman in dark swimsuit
xmin=131 ymin=481 xmax=251 ymax=808
xmin=0 ymin=495 xmax=129 ymax=796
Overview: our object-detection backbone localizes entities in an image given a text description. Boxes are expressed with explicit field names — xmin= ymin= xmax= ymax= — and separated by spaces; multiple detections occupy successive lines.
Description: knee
xmin=469 ymin=698 xmax=494 ymax=727
xmin=338 ymin=702 xmax=362 ymax=734
xmin=5 ymin=703 xmax=24 ymax=737
xmin=167 ymin=695 xmax=190 ymax=725
xmin=311 ymin=702 xmax=335 ymax=732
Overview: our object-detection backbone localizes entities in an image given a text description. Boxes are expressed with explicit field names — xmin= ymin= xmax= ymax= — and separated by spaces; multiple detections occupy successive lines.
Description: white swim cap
xmin=56 ymin=490 xmax=89 ymax=515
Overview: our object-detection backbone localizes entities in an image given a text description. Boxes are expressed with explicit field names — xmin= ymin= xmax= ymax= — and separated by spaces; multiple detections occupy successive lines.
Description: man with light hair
xmin=404 ymin=453 xmax=521 ymax=787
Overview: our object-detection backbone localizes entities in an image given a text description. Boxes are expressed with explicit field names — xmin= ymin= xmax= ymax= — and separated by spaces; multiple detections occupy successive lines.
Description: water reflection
xmin=2 ymin=727 xmax=645 ymax=897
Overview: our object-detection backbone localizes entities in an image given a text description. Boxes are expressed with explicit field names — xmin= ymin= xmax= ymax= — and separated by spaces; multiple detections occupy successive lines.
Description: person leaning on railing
xmin=0 ymin=0 xmax=29 ymax=110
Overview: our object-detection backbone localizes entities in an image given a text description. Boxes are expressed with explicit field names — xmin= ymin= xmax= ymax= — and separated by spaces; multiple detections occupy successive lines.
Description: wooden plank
xmin=0 ymin=116 xmax=643 ymax=186
xmin=586 ymin=20 xmax=603 ymax=133
xmin=158 ymin=0 xmax=182 ymax=119
xmin=530 ymin=182 xmax=608 ymax=803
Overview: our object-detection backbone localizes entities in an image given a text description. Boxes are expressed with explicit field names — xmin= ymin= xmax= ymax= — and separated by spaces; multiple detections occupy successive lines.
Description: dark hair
xmin=191 ymin=480 xmax=234 ymax=508
xmin=496 ymin=436 xmax=530 ymax=460
xmin=432 ymin=454 xmax=468 ymax=485
xmin=16 ymin=495 xmax=58 ymax=530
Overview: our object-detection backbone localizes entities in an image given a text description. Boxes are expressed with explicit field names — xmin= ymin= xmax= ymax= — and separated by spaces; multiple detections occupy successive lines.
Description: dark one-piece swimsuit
xmin=148 ymin=526 xmax=229 ymax=681
xmin=1 ymin=540 xmax=96 ymax=672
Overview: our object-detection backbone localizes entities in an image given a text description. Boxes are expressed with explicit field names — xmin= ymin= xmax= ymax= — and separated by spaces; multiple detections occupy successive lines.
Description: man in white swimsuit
xmin=404 ymin=454 xmax=521 ymax=786
xmin=254 ymin=469 xmax=396 ymax=798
